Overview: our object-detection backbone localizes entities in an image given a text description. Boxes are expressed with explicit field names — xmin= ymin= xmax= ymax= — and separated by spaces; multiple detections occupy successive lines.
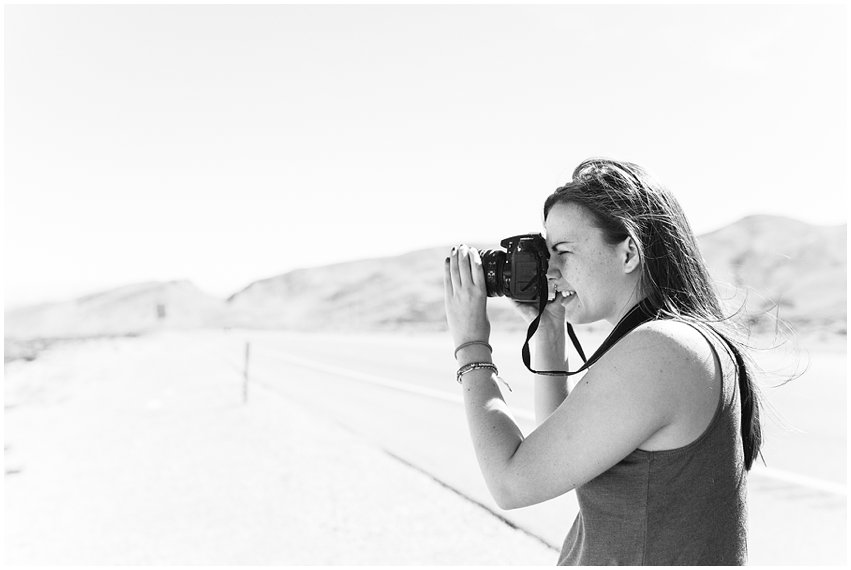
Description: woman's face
xmin=543 ymin=201 xmax=638 ymax=325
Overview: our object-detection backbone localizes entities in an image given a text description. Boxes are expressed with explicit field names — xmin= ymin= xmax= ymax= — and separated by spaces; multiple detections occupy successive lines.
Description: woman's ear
xmin=622 ymin=237 xmax=641 ymax=274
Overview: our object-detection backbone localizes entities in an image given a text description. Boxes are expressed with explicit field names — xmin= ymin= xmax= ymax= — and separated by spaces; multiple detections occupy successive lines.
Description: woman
xmin=443 ymin=158 xmax=762 ymax=565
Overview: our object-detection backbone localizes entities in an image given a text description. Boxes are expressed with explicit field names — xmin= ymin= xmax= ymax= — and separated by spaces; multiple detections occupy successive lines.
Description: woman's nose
xmin=546 ymin=264 xmax=561 ymax=280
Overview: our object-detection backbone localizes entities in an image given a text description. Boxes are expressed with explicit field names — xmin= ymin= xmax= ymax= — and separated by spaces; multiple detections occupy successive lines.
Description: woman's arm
xmin=445 ymin=246 xmax=678 ymax=511
xmin=499 ymin=326 xmax=684 ymax=509
xmin=531 ymin=324 xmax=569 ymax=425
xmin=454 ymin=343 xmax=525 ymax=508
xmin=445 ymin=248 xmax=527 ymax=508
xmin=509 ymin=295 xmax=569 ymax=424
xmin=457 ymin=329 xmax=677 ymax=511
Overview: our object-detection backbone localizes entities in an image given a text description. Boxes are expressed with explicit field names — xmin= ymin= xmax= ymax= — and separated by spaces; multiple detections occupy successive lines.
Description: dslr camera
xmin=478 ymin=233 xmax=551 ymax=302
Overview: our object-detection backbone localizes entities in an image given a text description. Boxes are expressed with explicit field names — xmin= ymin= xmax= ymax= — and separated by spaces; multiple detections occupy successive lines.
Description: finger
xmin=457 ymin=245 xmax=473 ymax=289
xmin=443 ymin=254 xmax=452 ymax=298
xmin=547 ymin=279 xmax=557 ymax=301
xmin=449 ymin=247 xmax=461 ymax=292
xmin=469 ymin=247 xmax=485 ymax=291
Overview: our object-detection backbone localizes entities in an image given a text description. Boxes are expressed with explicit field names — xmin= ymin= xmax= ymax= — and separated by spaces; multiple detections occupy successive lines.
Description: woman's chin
xmin=564 ymin=304 xmax=600 ymax=326
xmin=563 ymin=306 xmax=587 ymax=325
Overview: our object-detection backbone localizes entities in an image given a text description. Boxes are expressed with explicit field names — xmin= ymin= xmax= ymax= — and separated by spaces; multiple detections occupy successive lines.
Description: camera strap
xmin=521 ymin=287 xmax=657 ymax=377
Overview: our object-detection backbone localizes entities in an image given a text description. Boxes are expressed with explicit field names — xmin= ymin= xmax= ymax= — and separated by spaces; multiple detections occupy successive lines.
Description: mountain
xmin=4 ymin=280 xmax=233 ymax=340
xmin=697 ymin=215 xmax=845 ymax=334
xmin=224 ymin=215 xmax=846 ymax=335
xmin=222 ymin=243 xmax=526 ymax=333
xmin=4 ymin=216 xmax=846 ymax=342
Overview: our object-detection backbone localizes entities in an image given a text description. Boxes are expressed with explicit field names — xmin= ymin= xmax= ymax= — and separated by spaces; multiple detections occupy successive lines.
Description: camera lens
xmin=478 ymin=249 xmax=507 ymax=297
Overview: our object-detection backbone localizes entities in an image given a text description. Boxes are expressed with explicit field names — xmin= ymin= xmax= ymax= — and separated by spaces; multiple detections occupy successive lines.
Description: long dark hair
xmin=544 ymin=158 xmax=763 ymax=470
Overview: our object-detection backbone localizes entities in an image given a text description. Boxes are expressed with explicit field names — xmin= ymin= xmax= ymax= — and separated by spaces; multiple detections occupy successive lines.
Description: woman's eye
xmin=557 ymin=250 xmax=571 ymax=256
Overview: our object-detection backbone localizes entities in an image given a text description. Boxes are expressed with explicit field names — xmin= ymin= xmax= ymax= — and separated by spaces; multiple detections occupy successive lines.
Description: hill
xmin=4 ymin=216 xmax=846 ymax=344
xmin=223 ymin=244 xmax=526 ymax=333
xmin=225 ymin=215 xmax=845 ymax=335
xmin=5 ymin=280 xmax=233 ymax=341
xmin=698 ymin=215 xmax=845 ymax=334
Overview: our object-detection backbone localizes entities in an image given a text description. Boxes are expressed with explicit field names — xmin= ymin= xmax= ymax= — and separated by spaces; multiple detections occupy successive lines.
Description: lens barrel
xmin=478 ymin=249 xmax=508 ymax=297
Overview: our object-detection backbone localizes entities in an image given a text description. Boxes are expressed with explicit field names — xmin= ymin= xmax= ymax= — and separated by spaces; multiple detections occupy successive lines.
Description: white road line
xmin=750 ymin=466 xmax=847 ymax=496
xmin=269 ymin=350 xmax=465 ymax=404
xmin=266 ymin=350 xmax=846 ymax=497
xmin=263 ymin=350 xmax=536 ymax=422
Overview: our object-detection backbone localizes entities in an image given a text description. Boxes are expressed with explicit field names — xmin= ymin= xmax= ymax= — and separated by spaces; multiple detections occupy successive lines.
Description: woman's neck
xmin=605 ymin=285 xmax=648 ymax=326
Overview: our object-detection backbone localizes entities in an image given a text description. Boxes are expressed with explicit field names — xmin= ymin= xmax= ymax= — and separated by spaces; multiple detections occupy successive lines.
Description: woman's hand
xmin=443 ymin=245 xmax=491 ymax=348
xmin=510 ymin=286 xmax=566 ymax=333
xmin=511 ymin=298 xmax=565 ymax=328
xmin=512 ymin=289 xmax=567 ymax=375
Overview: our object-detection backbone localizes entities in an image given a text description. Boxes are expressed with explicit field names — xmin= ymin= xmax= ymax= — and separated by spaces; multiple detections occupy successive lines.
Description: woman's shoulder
xmin=597 ymin=318 xmax=725 ymax=450
xmin=601 ymin=318 xmax=719 ymax=387
xmin=616 ymin=318 xmax=713 ymax=359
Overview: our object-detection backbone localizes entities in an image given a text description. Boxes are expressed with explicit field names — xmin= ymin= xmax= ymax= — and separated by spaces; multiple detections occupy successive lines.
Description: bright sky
xmin=4 ymin=3 xmax=848 ymax=309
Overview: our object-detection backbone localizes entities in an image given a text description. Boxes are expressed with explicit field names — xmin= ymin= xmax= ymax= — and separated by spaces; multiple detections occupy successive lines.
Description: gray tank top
xmin=558 ymin=324 xmax=748 ymax=565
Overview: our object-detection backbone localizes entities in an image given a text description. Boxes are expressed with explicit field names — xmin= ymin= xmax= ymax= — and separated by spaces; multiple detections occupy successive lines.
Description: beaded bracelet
xmin=454 ymin=340 xmax=493 ymax=359
xmin=456 ymin=362 xmax=512 ymax=392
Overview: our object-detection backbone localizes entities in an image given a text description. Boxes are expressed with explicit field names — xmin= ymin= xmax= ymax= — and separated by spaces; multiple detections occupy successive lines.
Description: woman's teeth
xmin=560 ymin=290 xmax=576 ymax=298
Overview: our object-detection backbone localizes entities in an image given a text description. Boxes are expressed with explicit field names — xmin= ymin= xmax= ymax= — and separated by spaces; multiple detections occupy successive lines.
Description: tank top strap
xmin=675 ymin=319 xmax=739 ymax=411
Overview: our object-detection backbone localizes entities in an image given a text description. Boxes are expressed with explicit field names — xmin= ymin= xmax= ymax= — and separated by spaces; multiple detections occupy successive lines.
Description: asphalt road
xmin=5 ymin=331 xmax=557 ymax=565
xmin=224 ymin=328 xmax=847 ymax=565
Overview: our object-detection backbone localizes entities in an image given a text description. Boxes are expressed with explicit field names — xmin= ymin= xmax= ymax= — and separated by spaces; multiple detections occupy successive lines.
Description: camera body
xmin=479 ymin=233 xmax=550 ymax=302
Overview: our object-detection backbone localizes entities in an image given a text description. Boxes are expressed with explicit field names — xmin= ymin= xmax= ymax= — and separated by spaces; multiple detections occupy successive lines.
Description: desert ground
xmin=4 ymin=328 xmax=846 ymax=565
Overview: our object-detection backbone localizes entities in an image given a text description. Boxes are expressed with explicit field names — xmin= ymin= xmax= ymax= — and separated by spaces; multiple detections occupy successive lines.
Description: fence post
xmin=243 ymin=341 xmax=250 ymax=404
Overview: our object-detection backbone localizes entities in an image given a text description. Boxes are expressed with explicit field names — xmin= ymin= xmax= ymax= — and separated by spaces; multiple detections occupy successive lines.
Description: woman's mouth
xmin=560 ymin=289 xmax=576 ymax=304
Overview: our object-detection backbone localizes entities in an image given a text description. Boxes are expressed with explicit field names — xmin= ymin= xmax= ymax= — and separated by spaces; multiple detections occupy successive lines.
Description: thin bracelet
xmin=456 ymin=362 xmax=512 ymax=392
xmin=454 ymin=340 xmax=493 ymax=360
